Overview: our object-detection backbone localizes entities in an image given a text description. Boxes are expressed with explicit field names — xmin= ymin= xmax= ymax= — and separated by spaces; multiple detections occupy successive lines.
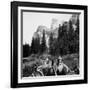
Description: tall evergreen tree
xmin=23 ymin=44 xmax=31 ymax=57
xmin=55 ymin=24 xmax=63 ymax=56
xmin=31 ymin=37 xmax=35 ymax=54
xmin=49 ymin=33 xmax=54 ymax=55
xmin=57 ymin=23 xmax=69 ymax=55
xmin=40 ymin=30 xmax=46 ymax=53
xmin=58 ymin=24 xmax=63 ymax=40
xmin=74 ymin=16 xmax=79 ymax=53
xmin=68 ymin=19 xmax=76 ymax=53
xmin=75 ymin=16 xmax=79 ymax=35
xmin=68 ymin=20 xmax=75 ymax=40
xmin=62 ymin=23 xmax=69 ymax=55
xmin=30 ymin=36 xmax=40 ymax=54
xmin=35 ymin=37 xmax=40 ymax=54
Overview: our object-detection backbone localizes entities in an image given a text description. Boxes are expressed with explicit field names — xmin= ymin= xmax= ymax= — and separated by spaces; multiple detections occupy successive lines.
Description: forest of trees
xmin=23 ymin=30 xmax=47 ymax=57
xmin=23 ymin=16 xmax=79 ymax=57
xmin=49 ymin=19 xmax=79 ymax=56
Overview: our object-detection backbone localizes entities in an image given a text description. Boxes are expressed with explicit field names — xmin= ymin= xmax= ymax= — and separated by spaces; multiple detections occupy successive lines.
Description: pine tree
xmin=55 ymin=24 xmax=63 ymax=56
xmin=68 ymin=20 xmax=76 ymax=53
xmin=40 ymin=30 xmax=46 ymax=53
xmin=58 ymin=24 xmax=63 ymax=40
xmin=75 ymin=16 xmax=79 ymax=35
xmin=68 ymin=20 xmax=74 ymax=39
xmin=30 ymin=37 xmax=35 ymax=54
xmin=35 ymin=37 xmax=40 ymax=54
xmin=49 ymin=33 xmax=54 ymax=55
xmin=23 ymin=44 xmax=30 ymax=57
xmin=74 ymin=16 xmax=79 ymax=53
xmin=31 ymin=36 xmax=40 ymax=54
xmin=57 ymin=23 xmax=69 ymax=55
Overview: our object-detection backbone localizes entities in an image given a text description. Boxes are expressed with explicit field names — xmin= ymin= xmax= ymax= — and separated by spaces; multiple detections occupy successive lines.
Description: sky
xmin=23 ymin=12 xmax=73 ymax=45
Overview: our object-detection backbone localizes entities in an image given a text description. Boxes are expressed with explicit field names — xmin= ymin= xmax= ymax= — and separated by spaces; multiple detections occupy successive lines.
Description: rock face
xmin=71 ymin=14 xmax=79 ymax=25
xmin=32 ymin=14 xmax=79 ymax=47
xmin=33 ymin=25 xmax=58 ymax=47
xmin=36 ymin=25 xmax=50 ymax=38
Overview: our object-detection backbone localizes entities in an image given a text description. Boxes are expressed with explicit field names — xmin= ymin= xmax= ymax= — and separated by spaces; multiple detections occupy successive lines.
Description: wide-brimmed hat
xmin=58 ymin=56 xmax=62 ymax=60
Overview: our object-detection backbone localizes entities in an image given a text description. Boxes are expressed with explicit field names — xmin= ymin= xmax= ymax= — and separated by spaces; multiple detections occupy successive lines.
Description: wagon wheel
xmin=32 ymin=71 xmax=44 ymax=77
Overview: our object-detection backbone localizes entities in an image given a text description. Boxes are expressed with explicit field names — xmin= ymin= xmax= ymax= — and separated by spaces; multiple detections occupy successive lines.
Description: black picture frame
xmin=11 ymin=1 xmax=88 ymax=88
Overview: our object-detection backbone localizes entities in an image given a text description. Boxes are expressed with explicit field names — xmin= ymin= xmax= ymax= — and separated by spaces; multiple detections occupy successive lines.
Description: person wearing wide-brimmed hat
xmin=56 ymin=56 xmax=70 ymax=75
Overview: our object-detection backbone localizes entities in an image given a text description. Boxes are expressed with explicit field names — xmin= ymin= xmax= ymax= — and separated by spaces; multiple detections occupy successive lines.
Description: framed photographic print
xmin=11 ymin=1 xmax=88 ymax=88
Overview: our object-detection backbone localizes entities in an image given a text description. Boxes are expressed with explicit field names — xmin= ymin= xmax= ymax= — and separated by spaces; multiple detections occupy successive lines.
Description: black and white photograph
xmin=11 ymin=1 xmax=87 ymax=88
xmin=22 ymin=12 xmax=80 ymax=77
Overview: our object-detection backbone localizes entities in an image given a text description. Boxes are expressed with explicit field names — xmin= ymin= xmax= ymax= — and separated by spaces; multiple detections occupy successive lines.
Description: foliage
xmin=23 ymin=44 xmax=31 ymax=57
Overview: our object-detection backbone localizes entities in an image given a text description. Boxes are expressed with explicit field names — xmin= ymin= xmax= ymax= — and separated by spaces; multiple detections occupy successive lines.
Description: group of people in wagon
xmin=31 ymin=55 xmax=79 ymax=76
xmin=33 ymin=56 xmax=71 ymax=76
